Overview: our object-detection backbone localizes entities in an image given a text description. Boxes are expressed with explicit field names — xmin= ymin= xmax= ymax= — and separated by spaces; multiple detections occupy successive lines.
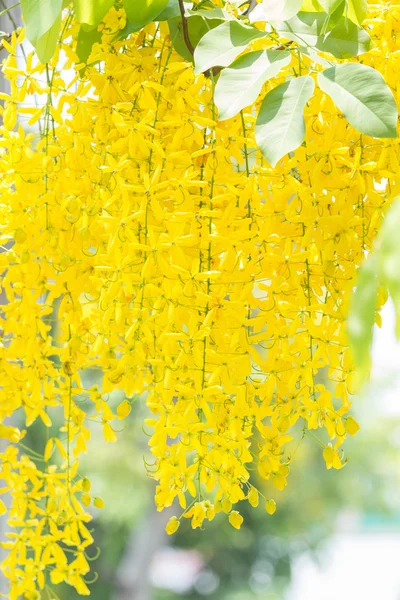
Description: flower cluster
xmin=0 ymin=1 xmax=398 ymax=596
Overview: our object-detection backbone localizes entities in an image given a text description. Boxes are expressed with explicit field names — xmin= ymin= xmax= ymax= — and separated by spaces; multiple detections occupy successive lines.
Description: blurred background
xmin=53 ymin=300 xmax=400 ymax=600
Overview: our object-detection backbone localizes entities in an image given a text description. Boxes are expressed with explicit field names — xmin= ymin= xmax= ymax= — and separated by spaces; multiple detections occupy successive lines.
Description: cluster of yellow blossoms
xmin=0 ymin=0 xmax=398 ymax=596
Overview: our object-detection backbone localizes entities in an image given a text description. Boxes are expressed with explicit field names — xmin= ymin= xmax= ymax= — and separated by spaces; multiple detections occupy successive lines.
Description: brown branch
xmin=0 ymin=33 xmax=13 ymax=51
xmin=178 ymin=0 xmax=194 ymax=56
xmin=273 ymin=41 xmax=294 ymax=51
xmin=244 ymin=0 xmax=257 ymax=16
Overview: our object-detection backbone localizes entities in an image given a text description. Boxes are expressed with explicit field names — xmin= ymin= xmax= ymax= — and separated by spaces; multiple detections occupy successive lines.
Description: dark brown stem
xmin=273 ymin=41 xmax=294 ymax=51
xmin=0 ymin=33 xmax=13 ymax=51
xmin=178 ymin=0 xmax=194 ymax=56
xmin=244 ymin=0 xmax=257 ymax=16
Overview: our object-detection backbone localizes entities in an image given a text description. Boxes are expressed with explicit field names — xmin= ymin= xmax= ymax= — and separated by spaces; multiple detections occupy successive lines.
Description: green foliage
xmin=123 ymin=0 xmax=169 ymax=29
xmin=346 ymin=0 xmax=368 ymax=26
xmin=316 ymin=0 xmax=346 ymax=34
xmin=76 ymin=26 xmax=102 ymax=64
xmin=73 ymin=0 xmax=114 ymax=29
xmin=275 ymin=12 xmax=372 ymax=58
xmin=157 ymin=0 xmax=187 ymax=20
xmin=318 ymin=0 xmax=344 ymax=13
xmin=347 ymin=255 xmax=378 ymax=383
xmin=169 ymin=14 xmax=223 ymax=62
xmin=215 ymin=50 xmax=291 ymax=121
xmin=377 ymin=200 xmax=400 ymax=336
xmin=21 ymin=0 xmax=62 ymax=56
xmin=255 ymin=75 xmax=314 ymax=167
xmin=349 ymin=199 xmax=400 ymax=381
xmin=35 ymin=12 xmax=61 ymax=62
xmin=194 ymin=21 xmax=266 ymax=74
xmin=318 ymin=63 xmax=398 ymax=138
xmin=17 ymin=0 xmax=399 ymax=167
xmin=186 ymin=7 xmax=234 ymax=20
xmin=21 ymin=0 xmax=62 ymax=42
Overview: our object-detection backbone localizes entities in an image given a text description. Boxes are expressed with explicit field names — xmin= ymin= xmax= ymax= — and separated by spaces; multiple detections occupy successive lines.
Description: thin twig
xmin=0 ymin=32 xmax=13 ymax=51
xmin=244 ymin=0 xmax=257 ymax=16
xmin=0 ymin=1 xmax=19 ymax=19
xmin=0 ymin=0 xmax=19 ymax=30
xmin=178 ymin=0 xmax=194 ymax=55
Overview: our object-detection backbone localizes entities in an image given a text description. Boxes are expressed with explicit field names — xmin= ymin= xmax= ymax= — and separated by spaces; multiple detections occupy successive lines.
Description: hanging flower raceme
xmin=0 ymin=1 xmax=398 ymax=596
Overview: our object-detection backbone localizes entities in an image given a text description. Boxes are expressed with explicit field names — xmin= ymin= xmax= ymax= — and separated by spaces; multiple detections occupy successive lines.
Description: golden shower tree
xmin=0 ymin=0 xmax=398 ymax=597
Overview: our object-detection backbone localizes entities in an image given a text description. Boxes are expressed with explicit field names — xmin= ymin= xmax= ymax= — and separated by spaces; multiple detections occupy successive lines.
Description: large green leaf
xmin=377 ymin=199 xmax=400 ymax=337
xmin=318 ymin=0 xmax=346 ymax=34
xmin=255 ymin=75 xmax=314 ymax=166
xmin=249 ymin=0 xmax=302 ymax=22
xmin=194 ymin=21 xmax=266 ymax=75
xmin=169 ymin=15 xmax=223 ymax=62
xmin=346 ymin=0 xmax=368 ymax=26
xmin=158 ymin=0 xmax=192 ymax=20
xmin=73 ymin=0 xmax=114 ymax=28
xmin=299 ymin=46 xmax=332 ymax=68
xmin=301 ymin=0 xmax=324 ymax=9
xmin=76 ymin=26 xmax=102 ymax=65
xmin=123 ymin=0 xmax=169 ymax=27
xmin=215 ymin=50 xmax=291 ymax=121
xmin=186 ymin=7 xmax=234 ymax=20
xmin=318 ymin=63 xmax=398 ymax=138
xmin=21 ymin=0 xmax=62 ymax=44
xmin=36 ymin=13 xmax=61 ymax=63
xmin=318 ymin=0 xmax=343 ymax=11
xmin=347 ymin=255 xmax=378 ymax=382
xmin=275 ymin=11 xmax=371 ymax=58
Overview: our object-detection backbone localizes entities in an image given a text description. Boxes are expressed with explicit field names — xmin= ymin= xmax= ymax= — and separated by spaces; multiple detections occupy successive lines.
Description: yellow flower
xmin=166 ymin=516 xmax=180 ymax=535
xmin=229 ymin=511 xmax=244 ymax=530
xmin=323 ymin=445 xmax=344 ymax=470
xmin=116 ymin=399 xmax=132 ymax=420
xmin=0 ymin=1 xmax=395 ymax=595
xmin=81 ymin=493 xmax=91 ymax=507
xmin=82 ymin=477 xmax=91 ymax=492
xmin=345 ymin=416 xmax=360 ymax=436
xmin=247 ymin=487 xmax=259 ymax=508
xmin=265 ymin=500 xmax=277 ymax=515
xmin=93 ymin=497 xmax=105 ymax=509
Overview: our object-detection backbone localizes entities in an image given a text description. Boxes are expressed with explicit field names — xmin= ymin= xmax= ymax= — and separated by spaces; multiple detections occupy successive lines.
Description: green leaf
xmin=301 ymin=0 xmax=324 ymax=9
xmin=169 ymin=15 xmax=223 ymax=62
xmin=123 ymin=0 xmax=169 ymax=27
xmin=187 ymin=7 xmax=235 ymax=20
xmin=215 ymin=50 xmax=291 ymax=121
xmin=36 ymin=12 xmax=61 ymax=62
xmin=158 ymin=0 xmax=192 ymax=20
xmin=21 ymin=0 xmax=62 ymax=44
xmin=318 ymin=63 xmax=398 ymax=138
xmin=76 ymin=26 xmax=102 ymax=65
xmin=255 ymin=75 xmax=314 ymax=166
xmin=194 ymin=21 xmax=266 ymax=74
xmin=73 ymin=0 xmax=114 ymax=28
xmin=299 ymin=46 xmax=332 ymax=68
xmin=275 ymin=11 xmax=371 ymax=58
xmin=319 ymin=0 xmax=346 ymax=35
xmin=249 ymin=0 xmax=302 ymax=22
xmin=346 ymin=0 xmax=368 ymax=26
xmin=347 ymin=255 xmax=378 ymax=382
xmin=318 ymin=0 xmax=343 ymax=12
xmin=186 ymin=7 xmax=233 ymax=20
xmin=377 ymin=199 xmax=400 ymax=337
